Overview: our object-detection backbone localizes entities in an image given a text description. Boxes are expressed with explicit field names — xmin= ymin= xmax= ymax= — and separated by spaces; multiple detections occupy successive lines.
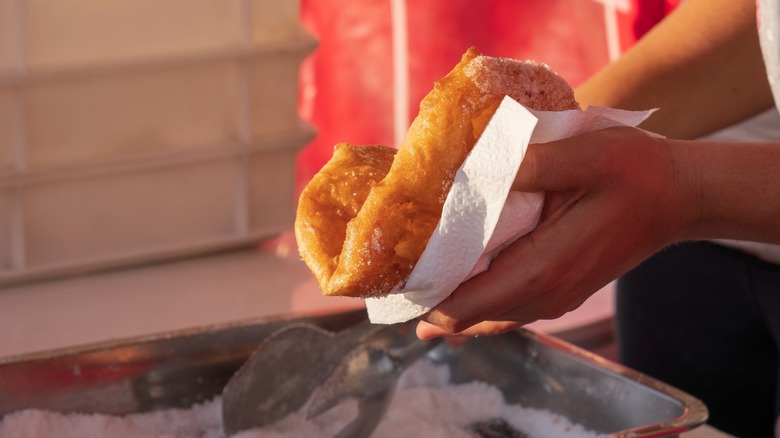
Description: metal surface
xmin=305 ymin=334 xmax=443 ymax=438
xmin=0 ymin=308 xmax=707 ymax=437
xmin=221 ymin=323 xmax=335 ymax=436
xmin=221 ymin=320 xmax=398 ymax=435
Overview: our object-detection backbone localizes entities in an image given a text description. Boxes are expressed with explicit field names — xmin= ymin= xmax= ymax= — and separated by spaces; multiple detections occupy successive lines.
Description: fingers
xmin=416 ymin=319 xmax=521 ymax=339
xmin=514 ymin=127 xmax=645 ymax=193
xmin=513 ymin=136 xmax=592 ymax=193
xmin=420 ymin=186 xmax=628 ymax=334
xmin=420 ymin=228 xmax=570 ymax=333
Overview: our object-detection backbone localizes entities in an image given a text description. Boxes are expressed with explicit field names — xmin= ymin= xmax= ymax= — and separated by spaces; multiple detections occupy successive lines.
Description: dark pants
xmin=617 ymin=241 xmax=780 ymax=437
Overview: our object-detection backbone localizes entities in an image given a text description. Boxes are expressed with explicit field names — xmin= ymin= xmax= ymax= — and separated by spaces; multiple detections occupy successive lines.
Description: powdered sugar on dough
xmin=465 ymin=55 xmax=579 ymax=112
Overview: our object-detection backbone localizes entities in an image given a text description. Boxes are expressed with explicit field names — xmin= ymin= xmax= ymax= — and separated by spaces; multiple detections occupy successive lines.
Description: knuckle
xmin=516 ymin=145 xmax=545 ymax=190
xmin=431 ymin=316 xmax=464 ymax=335
xmin=447 ymin=319 xmax=474 ymax=334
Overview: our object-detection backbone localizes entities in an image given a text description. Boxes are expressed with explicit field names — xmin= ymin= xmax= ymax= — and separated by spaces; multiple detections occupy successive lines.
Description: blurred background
xmin=0 ymin=0 xmax=679 ymax=358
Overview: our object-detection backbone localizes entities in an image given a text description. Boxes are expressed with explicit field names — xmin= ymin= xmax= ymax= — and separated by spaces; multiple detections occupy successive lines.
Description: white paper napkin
xmin=366 ymin=96 xmax=655 ymax=324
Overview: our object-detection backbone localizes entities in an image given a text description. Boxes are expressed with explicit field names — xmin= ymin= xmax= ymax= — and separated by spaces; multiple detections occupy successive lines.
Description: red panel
xmin=296 ymin=0 xmax=679 ymax=195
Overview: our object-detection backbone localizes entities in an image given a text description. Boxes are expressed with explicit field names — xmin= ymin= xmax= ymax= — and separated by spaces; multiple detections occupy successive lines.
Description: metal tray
xmin=0 ymin=308 xmax=707 ymax=437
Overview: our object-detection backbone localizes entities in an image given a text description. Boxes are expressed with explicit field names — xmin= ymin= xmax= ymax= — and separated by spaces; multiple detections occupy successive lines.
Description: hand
xmin=417 ymin=127 xmax=697 ymax=339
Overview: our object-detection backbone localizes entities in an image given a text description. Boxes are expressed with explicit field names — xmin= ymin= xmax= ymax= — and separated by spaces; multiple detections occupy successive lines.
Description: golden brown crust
xmin=294 ymin=143 xmax=396 ymax=293
xmin=296 ymin=47 xmax=578 ymax=298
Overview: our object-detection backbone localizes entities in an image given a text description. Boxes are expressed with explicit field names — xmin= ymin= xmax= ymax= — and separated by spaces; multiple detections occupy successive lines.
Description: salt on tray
xmin=0 ymin=358 xmax=600 ymax=438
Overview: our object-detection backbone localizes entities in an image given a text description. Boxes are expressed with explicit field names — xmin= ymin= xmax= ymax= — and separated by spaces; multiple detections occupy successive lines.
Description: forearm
xmin=576 ymin=0 xmax=774 ymax=139
xmin=674 ymin=139 xmax=780 ymax=243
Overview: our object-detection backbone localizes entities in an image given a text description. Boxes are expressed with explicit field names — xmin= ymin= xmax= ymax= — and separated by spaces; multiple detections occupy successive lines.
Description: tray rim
xmin=521 ymin=329 xmax=709 ymax=437
xmin=0 ymin=306 xmax=364 ymax=365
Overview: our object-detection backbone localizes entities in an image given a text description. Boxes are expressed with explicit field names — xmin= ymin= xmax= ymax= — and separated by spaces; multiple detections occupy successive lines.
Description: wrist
xmin=672 ymin=139 xmax=780 ymax=244
xmin=666 ymin=138 xmax=706 ymax=242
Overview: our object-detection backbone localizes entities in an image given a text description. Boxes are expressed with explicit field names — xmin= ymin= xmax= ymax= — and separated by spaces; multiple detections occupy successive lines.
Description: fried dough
xmin=296 ymin=47 xmax=578 ymax=298
xmin=295 ymin=143 xmax=397 ymax=294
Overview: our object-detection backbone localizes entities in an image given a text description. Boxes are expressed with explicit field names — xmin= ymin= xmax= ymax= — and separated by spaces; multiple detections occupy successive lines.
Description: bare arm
xmin=675 ymin=139 xmax=780 ymax=243
xmin=576 ymin=0 xmax=774 ymax=139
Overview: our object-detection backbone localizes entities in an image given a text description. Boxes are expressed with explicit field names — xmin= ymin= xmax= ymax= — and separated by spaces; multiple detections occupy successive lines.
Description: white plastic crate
xmin=251 ymin=0 xmax=305 ymax=45
xmin=251 ymin=50 xmax=310 ymax=138
xmin=26 ymin=61 xmax=245 ymax=169
xmin=0 ymin=190 xmax=12 ymax=272
xmin=25 ymin=159 xmax=240 ymax=268
xmin=247 ymin=147 xmax=298 ymax=231
xmin=0 ymin=91 xmax=19 ymax=174
xmin=0 ymin=0 xmax=19 ymax=74
xmin=0 ymin=0 xmax=316 ymax=286
xmin=26 ymin=0 xmax=246 ymax=70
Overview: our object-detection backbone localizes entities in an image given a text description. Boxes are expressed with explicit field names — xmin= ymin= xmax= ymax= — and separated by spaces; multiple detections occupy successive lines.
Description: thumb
xmin=513 ymin=135 xmax=596 ymax=192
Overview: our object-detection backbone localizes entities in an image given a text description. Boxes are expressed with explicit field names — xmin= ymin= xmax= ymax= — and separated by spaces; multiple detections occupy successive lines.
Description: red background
xmin=296 ymin=0 xmax=678 ymax=194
